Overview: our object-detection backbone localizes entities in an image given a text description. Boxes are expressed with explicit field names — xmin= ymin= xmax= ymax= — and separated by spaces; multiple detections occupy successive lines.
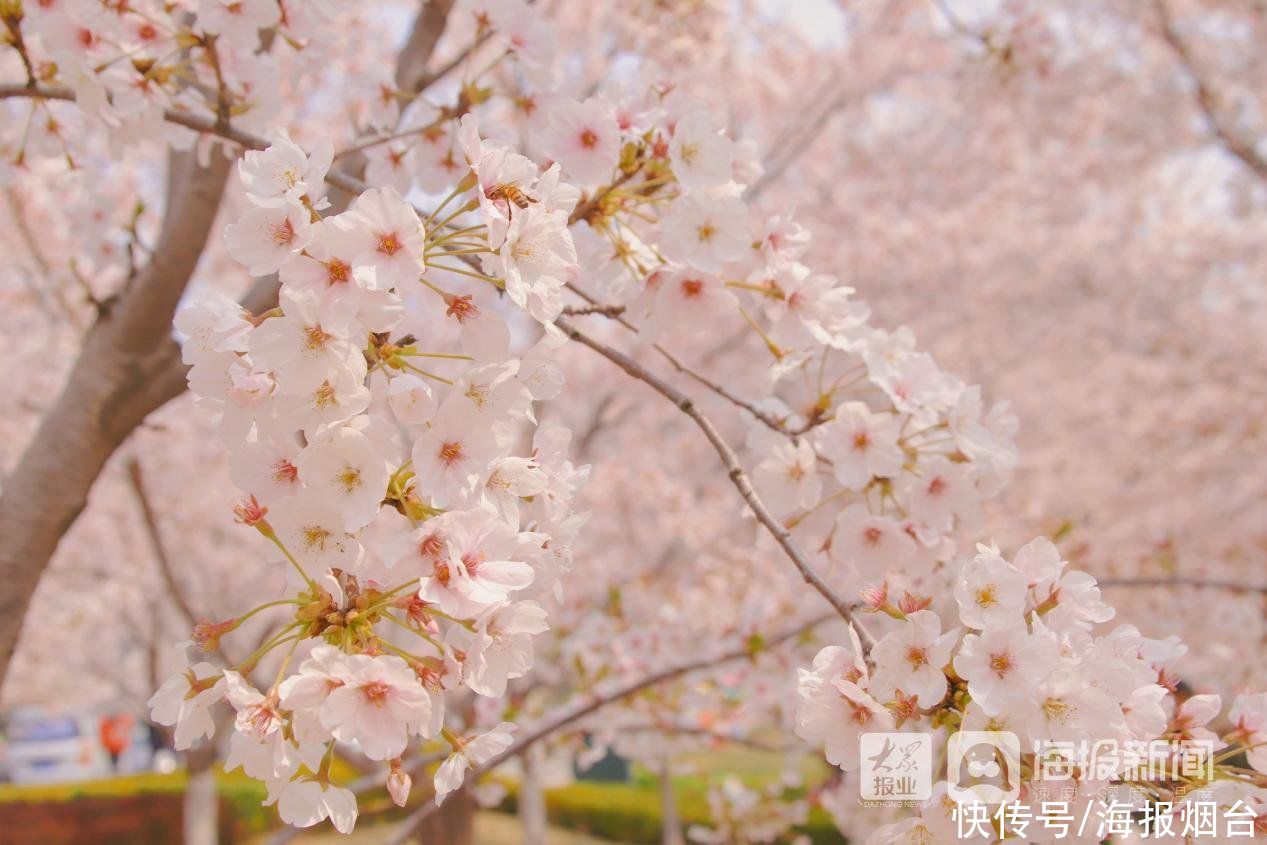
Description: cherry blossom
xmin=544 ymin=97 xmax=622 ymax=185
xmin=869 ymin=610 xmax=957 ymax=708
xmin=319 ymin=654 xmax=432 ymax=761
xmin=276 ymin=779 xmax=358 ymax=834
xmin=815 ymin=401 xmax=905 ymax=490
xmin=658 ymin=193 xmax=749 ymax=273
xmin=953 ymin=545 xmax=1029 ymax=630
xmin=669 ymin=111 xmax=735 ymax=190
xmin=147 ymin=661 xmax=226 ymax=751
xmin=434 ymin=722 xmax=516 ymax=802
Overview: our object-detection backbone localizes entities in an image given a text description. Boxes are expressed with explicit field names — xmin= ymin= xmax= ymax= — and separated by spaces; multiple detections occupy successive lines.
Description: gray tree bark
xmin=416 ymin=786 xmax=477 ymax=845
xmin=660 ymin=755 xmax=684 ymax=845
xmin=183 ymin=742 xmax=221 ymax=845
xmin=519 ymin=744 xmax=548 ymax=845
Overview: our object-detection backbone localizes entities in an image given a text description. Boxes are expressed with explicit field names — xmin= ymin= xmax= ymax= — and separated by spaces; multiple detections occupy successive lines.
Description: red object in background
xmin=99 ymin=713 xmax=134 ymax=762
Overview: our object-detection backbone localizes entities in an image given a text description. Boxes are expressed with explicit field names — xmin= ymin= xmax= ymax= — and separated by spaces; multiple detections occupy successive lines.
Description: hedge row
xmin=0 ymin=767 xmax=847 ymax=844
xmin=498 ymin=779 xmax=846 ymax=845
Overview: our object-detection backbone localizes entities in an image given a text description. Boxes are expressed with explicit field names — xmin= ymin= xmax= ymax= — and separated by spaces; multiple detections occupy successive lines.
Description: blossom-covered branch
xmin=378 ymin=612 xmax=828 ymax=845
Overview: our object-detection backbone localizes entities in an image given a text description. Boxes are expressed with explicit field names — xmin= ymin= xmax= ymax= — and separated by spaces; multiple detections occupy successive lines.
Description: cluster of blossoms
xmin=4 ymin=0 xmax=338 ymax=154
xmin=505 ymin=61 xmax=1021 ymax=597
xmin=798 ymin=537 xmax=1267 ymax=844
xmin=136 ymin=3 xmax=1025 ymax=833
xmin=147 ymin=63 xmax=586 ymax=836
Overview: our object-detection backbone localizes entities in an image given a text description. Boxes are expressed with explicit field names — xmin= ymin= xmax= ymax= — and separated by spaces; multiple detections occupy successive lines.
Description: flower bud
xmin=897 ymin=591 xmax=932 ymax=615
xmin=387 ymin=759 xmax=411 ymax=807
xmin=191 ymin=618 xmax=238 ymax=652
xmin=859 ymin=582 xmax=888 ymax=611
xmin=233 ymin=495 xmax=269 ymax=529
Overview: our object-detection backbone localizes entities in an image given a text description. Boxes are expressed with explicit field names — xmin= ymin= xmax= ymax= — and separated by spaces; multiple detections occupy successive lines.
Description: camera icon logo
xmin=947 ymin=730 xmax=1020 ymax=804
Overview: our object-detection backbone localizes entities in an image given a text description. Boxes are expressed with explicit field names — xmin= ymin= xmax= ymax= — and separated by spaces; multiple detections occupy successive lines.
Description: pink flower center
xmin=846 ymin=699 xmax=875 ymax=726
xmin=438 ymin=441 xmax=464 ymax=466
xmin=446 ymin=294 xmax=479 ymax=323
xmin=418 ymin=533 xmax=443 ymax=558
xmin=462 ymin=551 xmax=485 ymax=575
xmin=271 ymin=459 xmax=299 ymax=485
xmin=362 ymin=681 xmax=391 ymax=707
xmin=304 ymin=325 xmax=331 ymax=350
xmin=325 ymin=258 xmax=351 ymax=285
xmin=270 ymin=217 xmax=296 ymax=245
xmin=378 ymin=232 xmax=402 ymax=256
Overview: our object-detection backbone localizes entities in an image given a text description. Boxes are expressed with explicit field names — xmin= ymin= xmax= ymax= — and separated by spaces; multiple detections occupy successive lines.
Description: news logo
xmin=859 ymin=732 xmax=933 ymax=803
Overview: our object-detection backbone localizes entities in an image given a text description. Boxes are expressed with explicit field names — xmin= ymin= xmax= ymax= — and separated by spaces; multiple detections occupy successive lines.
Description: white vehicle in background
xmin=3 ymin=709 xmax=112 ymax=784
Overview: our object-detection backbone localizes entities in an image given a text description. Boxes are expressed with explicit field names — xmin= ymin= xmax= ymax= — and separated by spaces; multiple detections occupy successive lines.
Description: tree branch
xmin=394 ymin=0 xmax=458 ymax=94
xmin=125 ymin=457 xmax=201 ymax=630
xmin=0 ymin=83 xmax=371 ymax=196
xmin=1154 ymin=0 xmax=1267 ymax=182
xmin=555 ymin=318 xmax=875 ymax=650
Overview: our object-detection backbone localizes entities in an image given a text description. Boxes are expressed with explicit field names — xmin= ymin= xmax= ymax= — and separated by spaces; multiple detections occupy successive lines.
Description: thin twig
xmin=563 ymin=281 xmax=791 ymax=435
xmin=561 ymin=303 xmax=626 ymax=317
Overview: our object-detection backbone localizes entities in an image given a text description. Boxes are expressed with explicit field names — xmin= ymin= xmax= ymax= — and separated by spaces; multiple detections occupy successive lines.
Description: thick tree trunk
xmin=184 ymin=744 xmax=220 ymax=845
xmin=416 ymin=786 xmax=477 ymax=845
xmin=0 ymin=146 xmax=230 ymax=689
xmin=519 ymin=744 xmax=548 ymax=845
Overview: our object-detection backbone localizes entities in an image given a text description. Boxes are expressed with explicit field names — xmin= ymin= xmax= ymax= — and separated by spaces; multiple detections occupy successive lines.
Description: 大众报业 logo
xmin=859 ymin=732 xmax=933 ymax=802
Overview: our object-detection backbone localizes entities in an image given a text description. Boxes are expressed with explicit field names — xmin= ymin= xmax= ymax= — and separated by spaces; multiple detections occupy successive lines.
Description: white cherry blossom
xmin=320 ymin=654 xmax=432 ymax=760
xmin=147 ymin=662 xmax=226 ymax=750
xmin=434 ymin=722 xmax=516 ymax=802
